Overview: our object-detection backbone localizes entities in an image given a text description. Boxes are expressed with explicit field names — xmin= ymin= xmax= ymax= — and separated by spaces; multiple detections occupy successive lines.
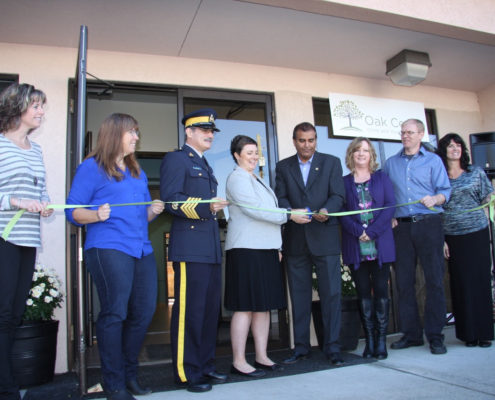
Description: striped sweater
xmin=0 ymin=134 xmax=50 ymax=247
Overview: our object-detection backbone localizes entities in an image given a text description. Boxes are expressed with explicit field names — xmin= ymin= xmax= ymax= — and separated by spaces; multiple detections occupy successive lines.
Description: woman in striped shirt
xmin=0 ymin=83 xmax=52 ymax=400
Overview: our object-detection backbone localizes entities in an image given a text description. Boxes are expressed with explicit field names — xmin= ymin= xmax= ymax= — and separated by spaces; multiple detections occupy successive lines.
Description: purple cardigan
xmin=340 ymin=170 xmax=396 ymax=268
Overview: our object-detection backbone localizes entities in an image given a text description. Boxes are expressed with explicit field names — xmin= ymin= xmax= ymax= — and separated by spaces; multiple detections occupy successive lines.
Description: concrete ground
xmin=138 ymin=325 xmax=495 ymax=400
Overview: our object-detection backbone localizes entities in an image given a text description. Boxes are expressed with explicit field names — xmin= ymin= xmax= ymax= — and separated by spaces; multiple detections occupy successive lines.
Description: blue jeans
xmin=85 ymin=248 xmax=157 ymax=392
xmin=393 ymin=215 xmax=446 ymax=342
xmin=0 ymin=239 xmax=36 ymax=400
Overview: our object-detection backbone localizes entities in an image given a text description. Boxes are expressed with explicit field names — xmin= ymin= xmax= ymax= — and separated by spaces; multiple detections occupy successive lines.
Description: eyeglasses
xmin=127 ymin=129 xmax=140 ymax=137
xmin=400 ymin=130 xmax=418 ymax=136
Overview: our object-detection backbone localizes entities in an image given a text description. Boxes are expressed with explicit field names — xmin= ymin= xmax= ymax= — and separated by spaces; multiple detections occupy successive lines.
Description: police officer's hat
xmin=181 ymin=108 xmax=220 ymax=132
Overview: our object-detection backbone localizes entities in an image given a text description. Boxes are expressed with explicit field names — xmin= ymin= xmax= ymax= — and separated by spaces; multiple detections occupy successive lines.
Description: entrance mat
xmin=23 ymin=347 xmax=375 ymax=400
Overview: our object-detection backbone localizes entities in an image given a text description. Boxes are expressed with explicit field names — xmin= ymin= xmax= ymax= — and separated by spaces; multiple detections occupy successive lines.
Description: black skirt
xmin=445 ymin=227 xmax=494 ymax=342
xmin=224 ymin=248 xmax=287 ymax=312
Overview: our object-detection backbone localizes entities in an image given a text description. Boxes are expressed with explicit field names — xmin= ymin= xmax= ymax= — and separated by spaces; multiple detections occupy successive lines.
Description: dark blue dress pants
xmin=393 ymin=215 xmax=446 ymax=342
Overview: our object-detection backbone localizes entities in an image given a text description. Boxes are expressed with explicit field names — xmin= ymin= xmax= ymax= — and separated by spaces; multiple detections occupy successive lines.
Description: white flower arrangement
xmin=23 ymin=264 xmax=64 ymax=321
xmin=340 ymin=264 xmax=357 ymax=297
xmin=311 ymin=261 xmax=357 ymax=297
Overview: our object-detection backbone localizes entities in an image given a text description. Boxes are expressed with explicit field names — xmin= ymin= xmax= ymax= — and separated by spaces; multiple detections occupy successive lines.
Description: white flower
xmin=49 ymin=289 xmax=59 ymax=297
xmin=44 ymin=296 xmax=53 ymax=303
xmin=48 ymin=277 xmax=55 ymax=284
xmin=26 ymin=299 xmax=33 ymax=306
xmin=31 ymin=286 xmax=43 ymax=298
xmin=40 ymin=283 xmax=46 ymax=288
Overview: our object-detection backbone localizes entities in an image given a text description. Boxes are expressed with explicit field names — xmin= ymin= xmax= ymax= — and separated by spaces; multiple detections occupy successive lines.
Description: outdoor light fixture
xmin=386 ymin=49 xmax=432 ymax=86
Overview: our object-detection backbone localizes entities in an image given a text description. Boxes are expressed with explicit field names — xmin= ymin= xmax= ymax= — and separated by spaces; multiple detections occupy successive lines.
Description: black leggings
xmin=350 ymin=260 xmax=391 ymax=299
xmin=0 ymin=238 xmax=36 ymax=395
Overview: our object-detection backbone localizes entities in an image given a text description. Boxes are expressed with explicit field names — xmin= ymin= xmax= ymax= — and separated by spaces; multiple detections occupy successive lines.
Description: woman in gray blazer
xmin=225 ymin=135 xmax=308 ymax=378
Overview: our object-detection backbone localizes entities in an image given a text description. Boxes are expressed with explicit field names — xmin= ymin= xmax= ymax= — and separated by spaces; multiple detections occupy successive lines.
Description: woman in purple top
xmin=340 ymin=137 xmax=396 ymax=360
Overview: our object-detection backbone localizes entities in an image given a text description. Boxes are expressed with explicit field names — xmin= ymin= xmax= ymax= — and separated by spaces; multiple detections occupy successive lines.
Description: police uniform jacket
xmin=160 ymin=144 xmax=221 ymax=264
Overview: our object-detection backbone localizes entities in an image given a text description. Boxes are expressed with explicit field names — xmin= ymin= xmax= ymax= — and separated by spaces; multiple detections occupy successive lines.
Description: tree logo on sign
xmin=333 ymin=100 xmax=364 ymax=130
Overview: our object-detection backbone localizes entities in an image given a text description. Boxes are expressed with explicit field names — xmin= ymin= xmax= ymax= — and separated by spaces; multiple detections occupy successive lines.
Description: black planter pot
xmin=311 ymin=297 xmax=361 ymax=351
xmin=11 ymin=320 xmax=59 ymax=388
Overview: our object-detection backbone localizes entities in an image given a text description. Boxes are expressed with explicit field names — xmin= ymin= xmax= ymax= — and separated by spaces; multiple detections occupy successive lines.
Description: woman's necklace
xmin=5 ymin=132 xmax=30 ymax=150
xmin=354 ymin=170 xmax=371 ymax=183
xmin=448 ymin=168 xmax=464 ymax=179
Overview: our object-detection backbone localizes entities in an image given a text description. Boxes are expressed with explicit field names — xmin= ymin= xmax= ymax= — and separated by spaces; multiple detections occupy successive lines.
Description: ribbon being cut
xmin=2 ymin=195 xmax=494 ymax=241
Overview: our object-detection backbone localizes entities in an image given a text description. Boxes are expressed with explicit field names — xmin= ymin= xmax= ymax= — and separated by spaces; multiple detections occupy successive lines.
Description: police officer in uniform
xmin=160 ymin=108 xmax=229 ymax=393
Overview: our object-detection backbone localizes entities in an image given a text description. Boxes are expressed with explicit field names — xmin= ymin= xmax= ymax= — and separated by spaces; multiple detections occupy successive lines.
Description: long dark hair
xmin=437 ymin=133 xmax=470 ymax=171
xmin=0 ymin=83 xmax=46 ymax=133
xmin=86 ymin=113 xmax=141 ymax=180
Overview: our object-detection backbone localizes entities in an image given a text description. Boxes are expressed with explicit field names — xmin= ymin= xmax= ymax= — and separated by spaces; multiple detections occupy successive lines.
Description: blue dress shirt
xmin=384 ymin=146 xmax=451 ymax=218
xmin=298 ymin=154 xmax=313 ymax=185
xmin=65 ymin=157 xmax=153 ymax=258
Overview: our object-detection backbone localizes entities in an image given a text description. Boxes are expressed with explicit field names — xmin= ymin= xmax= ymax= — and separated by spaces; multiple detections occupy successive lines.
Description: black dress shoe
xmin=429 ymin=339 xmax=447 ymax=355
xmin=186 ymin=380 xmax=212 ymax=393
xmin=107 ymin=389 xmax=137 ymax=400
xmin=328 ymin=352 xmax=344 ymax=366
xmin=465 ymin=340 xmax=478 ymax=347
xmin=126 ymin=379 xmax=152 ymax=395
xmin=478 ymin=340 xmax=492 ymax=348
xmin=282 ymin=352 xmax=309 ymax=364
xmin=204 ymin=370 xmax=228 ymax=383
xmin=390 ymin=336 xmax=424 ymax=350
xmin=254 ymin=361 xmax=284 ymax=371
xmin=230 ymin=365 xmax=266 ymax=378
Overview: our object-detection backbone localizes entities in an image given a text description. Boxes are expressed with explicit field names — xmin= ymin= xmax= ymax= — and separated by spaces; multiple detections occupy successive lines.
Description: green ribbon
xmin=1 ymin=200 xmax=210 ymax=240
xmin=3 ymin=196 xmax=494 ymax=241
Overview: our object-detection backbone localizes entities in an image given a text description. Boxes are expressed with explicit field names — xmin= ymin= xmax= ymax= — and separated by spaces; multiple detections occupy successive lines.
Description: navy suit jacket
xmin=275 ymin=151 xmax=345 ymax=256
xmin=160 ymin=144 xmax=221 ymax=264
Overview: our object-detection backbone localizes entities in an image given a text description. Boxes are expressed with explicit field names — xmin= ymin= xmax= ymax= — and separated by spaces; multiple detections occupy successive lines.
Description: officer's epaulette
xmin=177 ymin=147 xmax=195 ymax=158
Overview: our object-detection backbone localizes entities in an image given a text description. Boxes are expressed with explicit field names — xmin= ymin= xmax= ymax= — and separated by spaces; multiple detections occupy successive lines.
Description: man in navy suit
xmin=160 ymin=108 xmax=228 ymax=393
xmin=275 ymin=122 xmax=346 ymax=365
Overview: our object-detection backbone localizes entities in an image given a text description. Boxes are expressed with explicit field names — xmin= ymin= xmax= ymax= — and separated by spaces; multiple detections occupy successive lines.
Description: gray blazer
xmin=225 ymin=166 xmax=287 ymax=250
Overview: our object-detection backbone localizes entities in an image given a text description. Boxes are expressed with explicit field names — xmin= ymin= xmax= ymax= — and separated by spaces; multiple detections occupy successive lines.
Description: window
xmin=0 ymin=74 xmax=18 ymax=93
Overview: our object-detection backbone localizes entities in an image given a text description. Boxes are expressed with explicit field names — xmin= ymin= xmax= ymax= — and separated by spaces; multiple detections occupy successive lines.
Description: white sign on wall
xmin=329 ymin=93 xmax=429 ymax=142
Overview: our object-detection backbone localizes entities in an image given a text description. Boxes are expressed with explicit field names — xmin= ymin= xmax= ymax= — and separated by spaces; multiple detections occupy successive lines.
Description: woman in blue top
xmin=340 ymin=137 xmax=396 ymax=360
xmin=437 ymin=133 xmax=493 ymax=348
xmin=66 ymin=113 xmax=164 ymax=400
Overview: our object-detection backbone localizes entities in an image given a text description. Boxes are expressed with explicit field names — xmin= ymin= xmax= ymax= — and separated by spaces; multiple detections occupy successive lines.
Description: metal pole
xmin=76 ymin=25 xmax=88 ymax=395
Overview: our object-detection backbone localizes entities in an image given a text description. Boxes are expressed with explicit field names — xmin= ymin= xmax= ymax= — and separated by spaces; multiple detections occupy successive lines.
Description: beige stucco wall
xmin=1 ymin=41 xmax=493 ymax=372
xmin=478 ymin=83 xmax=495 ymax=133
xmin=325 ymin=0 xmax=495 ymax=35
